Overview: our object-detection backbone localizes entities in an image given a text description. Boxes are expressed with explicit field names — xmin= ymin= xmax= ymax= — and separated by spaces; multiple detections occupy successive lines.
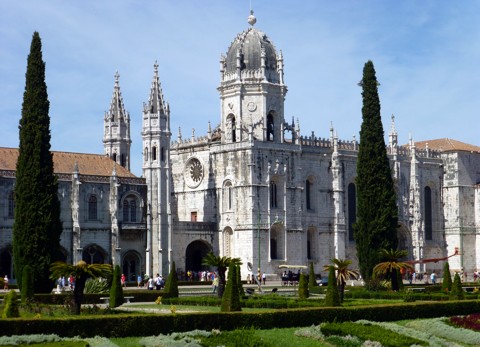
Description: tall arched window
xmin=88 ymin=195 xmax=97 ymax=220
xmin=123 ymin=200 xmax=129 ymax=222
xmin=161 ymin=147 xmax=165 ymax=162
xmin=306 ymin=179 xmax=312 ymax=210
xmin=267 ymin=113 xmax=274 ymax=141
xmin=231 ymin=116 xmax=236 ymax=142
xmin=270 ymin=238 xmax=278 ymax=260
xmin=424 ymin=186 xmax=433 ymax=240
xmin=270 ymin=181 xmax=277 ymax=208
xmin=223 ymin=181 xmax=233 ymax=211
xmin=120 ymin=154 xmax=126 ymax=167
xmin=307 ymin=228 xmax=317 ymax=260
xmin=348 ymin=183 xmax=357 ymax=241
xmin=8 ymin=191 xmax=14 ymax=218
xmin=112 ymin=153 xmax=117 ymax=163
xmin=130 ymin=200 xmax=136 ymax=222
xmin=123 ymin=196 xmax=138 ymax=223
xmin=152 ymin=146 xmax=157 ymax=161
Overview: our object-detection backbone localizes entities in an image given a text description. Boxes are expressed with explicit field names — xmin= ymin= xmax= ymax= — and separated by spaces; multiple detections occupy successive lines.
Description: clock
xmin=184 ymin=157 xmax=204 ymax=188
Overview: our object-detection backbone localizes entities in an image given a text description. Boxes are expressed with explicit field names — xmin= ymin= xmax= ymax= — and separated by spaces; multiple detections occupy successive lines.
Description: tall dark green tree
xmin=13 ymin=32 xmax=63 ymax=293
xmin=354 ymin=60 xmax=398 ymax=281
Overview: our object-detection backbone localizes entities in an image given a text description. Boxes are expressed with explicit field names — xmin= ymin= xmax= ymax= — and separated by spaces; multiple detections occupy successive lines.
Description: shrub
xmin=84 ymin=278 xmax=109 ymax=294
xmin=221 ymin=263 xmax=241 ymax=312
xmin=237 ymin=266 xmax=245 ymax=297
xmin=163 ymin=261 xmax=179 ymax=299
xmin=450 ymin=273 xmax=464 ymax=300
xmin=442 ymin=262 xmax=453 ymax=292
xmin=2 ymin=290 xmax=20 ymax=318
xmin=298 ymin=273 xmax=309 ymax=299
xmin=21 ymin=264 xmax=35 ymax=303
xmin=321 ymin=321 xmax=427 ymax=346
xmin=325 ymin=266 xmax=340 ymax=307
xmin=109 ymin=265 xmax=123 ymax=308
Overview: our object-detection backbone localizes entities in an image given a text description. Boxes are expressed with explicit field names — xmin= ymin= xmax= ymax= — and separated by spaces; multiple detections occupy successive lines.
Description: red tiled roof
xmin=414 ymin=139 xmax=480 ymax=153
xmin=0 ymin=147 xmax=137 ymax=178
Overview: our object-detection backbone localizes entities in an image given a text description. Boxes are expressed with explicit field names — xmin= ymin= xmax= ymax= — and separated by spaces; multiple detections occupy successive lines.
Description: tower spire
xmin=103 ymin=71 xmax=131 ymax=170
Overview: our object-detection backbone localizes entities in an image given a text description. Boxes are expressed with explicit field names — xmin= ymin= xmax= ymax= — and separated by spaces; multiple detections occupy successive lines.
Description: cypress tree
xmin=354 ymin=61 xmax=398 ymax=281
xmin=298 ymin=273 xmax=309 ymax=299
xmin=442 ymin=262 xmax=453 ymax=292
xmin=324 ymin=266 xmax=341 ymax=307
xmin=109 ymin=265 xmax=124 ymax=308
xmin=308 ymin=262 xmax=317 ymax=289
xmin=13 ymin=32 xmax=62 ymax=293
xmin=21 ymin=265 xmax=34 ymax=303
xmin=221 ymin=263 xmax=241 ymax=312
xmin=163 ymin=261 xmax=179 ymax=298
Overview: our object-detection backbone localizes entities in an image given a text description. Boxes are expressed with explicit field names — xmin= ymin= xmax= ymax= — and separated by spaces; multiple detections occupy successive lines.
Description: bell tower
xmin=142 ymin=62 xmax=172 ymax=277
xmin=218 ymin=11 xmax=287 ymax=143
xmin=103 ymin=72 xmax=131 ymax=170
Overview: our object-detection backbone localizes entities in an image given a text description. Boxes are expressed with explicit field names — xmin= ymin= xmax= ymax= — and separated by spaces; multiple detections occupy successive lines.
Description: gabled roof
xmin=0 ymin=147 xmax=137 ymax=178
xmin=414 ymin=139 xmax=480 ymax=154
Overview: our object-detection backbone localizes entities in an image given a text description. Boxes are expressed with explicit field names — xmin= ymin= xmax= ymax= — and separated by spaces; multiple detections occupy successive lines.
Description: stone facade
xmin=2 ymin=12 xmax=480 ymax=283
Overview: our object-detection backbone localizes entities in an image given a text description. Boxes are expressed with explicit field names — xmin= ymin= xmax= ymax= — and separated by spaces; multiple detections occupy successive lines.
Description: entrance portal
xmin=185 ymin=240 xmax=212 ymax=273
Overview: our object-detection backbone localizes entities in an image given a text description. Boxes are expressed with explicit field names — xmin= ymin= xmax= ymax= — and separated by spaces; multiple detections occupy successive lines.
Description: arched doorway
xmin=123 ymin=251 xmax=141 ymax=282
xmin=397 ymin=224 xmax=412 ymax=260
xmin=185 ymin=240 xmax=212 ymax=273
xmin=0 ymin=247 xmax=13 ymax=280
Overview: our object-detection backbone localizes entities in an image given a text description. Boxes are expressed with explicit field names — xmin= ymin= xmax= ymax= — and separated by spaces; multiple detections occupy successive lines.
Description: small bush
xmin=298 ymin=273 xmax=309 ymax=299
xmin=2 ymin=290 xmax=20 ymax=318
xmin=450 ymin=273 xmax=464 ymax=300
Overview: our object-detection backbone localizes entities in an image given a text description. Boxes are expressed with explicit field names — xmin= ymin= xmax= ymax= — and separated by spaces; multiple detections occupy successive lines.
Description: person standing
xmin=121 ymin=274 xmax=126 ymax=287
xmin=262 ymin=272 xmax=266 ymax=285
xmin=430 ymin=271 xmax=436 ymax=285
xmin=3 ymin=275 xmax=8 ymax=290
xmin=137 ymin=274 xmax=142 ymax=288
xmin=212 ymin=274 xmax=219 ymax=293
xmin=147 ymin=276 xmax=154 ymax=290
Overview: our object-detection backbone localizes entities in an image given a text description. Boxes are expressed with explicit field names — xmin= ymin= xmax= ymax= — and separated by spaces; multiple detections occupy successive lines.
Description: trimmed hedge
xmin=2 ymin=300 xmax=480 ymax=337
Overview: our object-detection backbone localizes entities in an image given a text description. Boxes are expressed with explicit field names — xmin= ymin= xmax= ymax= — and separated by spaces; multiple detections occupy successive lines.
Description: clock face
xmin=184 ymin=157 xmax=204 ymax=188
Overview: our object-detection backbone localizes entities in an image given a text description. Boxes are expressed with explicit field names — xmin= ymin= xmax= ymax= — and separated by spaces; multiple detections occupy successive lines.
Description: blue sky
xmin=1 ymin=1 xmax=479 ymax=176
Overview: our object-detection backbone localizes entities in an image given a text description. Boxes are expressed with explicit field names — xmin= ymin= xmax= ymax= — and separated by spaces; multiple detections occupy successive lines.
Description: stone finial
xmin=247 ymin=10 xmax=257 ymax=26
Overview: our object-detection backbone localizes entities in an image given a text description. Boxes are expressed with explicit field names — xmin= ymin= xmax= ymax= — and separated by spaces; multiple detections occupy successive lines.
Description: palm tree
xmin=202 ymin=252 xmax=241 ymax=298
xmin=50 ymin=260 xmax=112 ymax=314
xmin=323 ymin=258 xmax=359 ymax=302
xmin=373 ymin=249 xmax=413 ymax=291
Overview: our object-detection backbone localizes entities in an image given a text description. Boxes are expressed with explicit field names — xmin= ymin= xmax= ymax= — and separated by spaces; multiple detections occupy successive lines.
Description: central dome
xmin=225 ymin=27 xmax=278 ymax=74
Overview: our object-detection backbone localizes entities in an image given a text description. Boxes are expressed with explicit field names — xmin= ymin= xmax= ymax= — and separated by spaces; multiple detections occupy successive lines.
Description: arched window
xmin=123 ymin=195 xmax=138 ymax=223
xmin=8 ymin=191 xmax=14 ymax=218
xmin=82 ymin=244 xmax=106 ymax=264
xmin=123 ymin=200 xmax=129 ymax=222
xmin=161 ymin=147 xmax=165 ymax=162
xmin=112 ymin=153 xmax=117 ymax=163
xmin=130 ymin=200 xmax=136 ymax=222
xmin=348 ymin=183 xmax=357 ymax=241
xmin=152 ymin=146 xmax=157 ymax=161
xmin=223 ymin=181 xmax=233 ymax=211
xmin=120 ymin=154 xmax=126 ymax=167
xmin=267 ymin=113 xmax=274 ymax=141
xmin=231 ymin=116 xmax=236 ymax=142
xmin=424 ymin=186 xmax=433 ymax=240
xmin=270 ymin=181 xmax=277 ymax=208
xmin=122 ymin=251 xmax=141 ymax=283
xmin=88 ymin=195 xmax=97 ymax=220
xmin=306 ymin=179 xmax=312 ymax=210
xmin=144 ymin=147 xmax=148 ymax=162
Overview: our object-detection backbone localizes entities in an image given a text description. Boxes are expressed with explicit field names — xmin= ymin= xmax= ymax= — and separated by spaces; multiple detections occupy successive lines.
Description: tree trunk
xmin=391 ymin=269 xmax=399 ymax=291
xmin=73 ymin=277 xmax=86 ymax=315
xmin=339 ymin=281 xmax=345 ymax=302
